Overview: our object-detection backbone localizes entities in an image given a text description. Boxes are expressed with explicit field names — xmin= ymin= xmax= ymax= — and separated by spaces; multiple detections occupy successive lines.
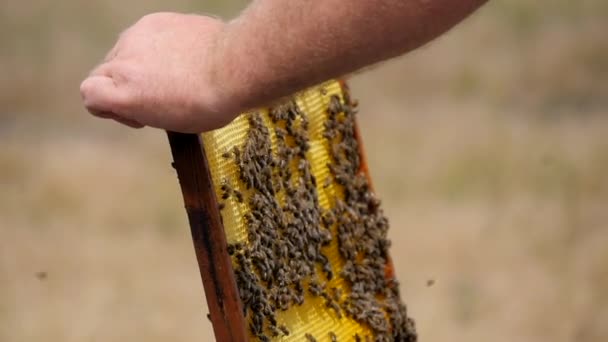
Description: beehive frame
xmin=167 ymin=80 xmax=410 ymax=342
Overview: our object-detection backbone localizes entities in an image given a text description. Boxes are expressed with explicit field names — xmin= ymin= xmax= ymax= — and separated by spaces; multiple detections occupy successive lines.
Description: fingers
xmin=87 ymin=109 xmax=113 ymax=118
xmin=88 ymin=109 xmax=145 ymax=129
xmin=81 ymin=60 xmax=147 ymax=129
xmin=113 ymin=117 xmax=145 ymax=128
xmin=81 ymin=75 xmax=122 ymax=112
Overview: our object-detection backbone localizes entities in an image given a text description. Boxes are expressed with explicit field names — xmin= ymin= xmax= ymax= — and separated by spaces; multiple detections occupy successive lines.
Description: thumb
xmin=80 ymin=75 xmax=134 ymax=118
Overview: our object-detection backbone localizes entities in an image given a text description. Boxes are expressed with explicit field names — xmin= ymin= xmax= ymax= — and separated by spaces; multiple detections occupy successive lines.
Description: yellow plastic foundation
xmin=201 ymin=80 xmax=371 ymax=341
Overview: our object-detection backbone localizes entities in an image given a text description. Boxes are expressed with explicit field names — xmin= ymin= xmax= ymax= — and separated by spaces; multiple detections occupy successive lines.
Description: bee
xmin=285 ymin=123 xmax=296 ymax=137
xmin=322 ymin=262 xmax=333 ymax=280
xmin=220 ymin=179 xmax=232 ymax=196
xmin=268 ymin=325 xmax=281 ymax=338
xmin=278 ymin=293 xmax=291 ymax=311
xmin=326 ymin=299 xmax=342 ymax=318
xmin=218 ymin=202 xmax=225 ymax=211
xmin=278 ymin=324 xmax=290 ymax=336
xmin=305 ymin=333 xmax=317 ymax=342
xmin=257 ymin=334 xmax=270 ymax=342
xmin=328 ymin=95 xmax=342 ymax=115
xmin=275 ymin=127 xmax=287 ymax=140
xmin=308 ymin=279 xmax=325 ymax=296
xmin=332 ymin=287 xmax=343 ymax=301
xmin=235 ymin=252 xmax=252 ymax=269
xmin=231 ymin=146 xmax=241 ymax=161
xmin=296 ymin=139 xmax=310 ymax=154
xmin=35 ymin=271 xmax=48 ymax=280
xmin=234 ymin=189 xmax=244 ymax=203
xmin=321 ymin=211 xmax=336 ymax=227
xmin=323 ymin=177 xmax=333 ymax=189
xmin=221 ymin=151 xmax=231 ymax=159
xmin=329 ymin=331 xmax=337 ymax=342
xmin=293 ymin=293 xmax=304 ymax=305
xmin=306 ymin=243 xmax=317 ymax=260
xmin=249 ymin=311 xmax=263 ymax=334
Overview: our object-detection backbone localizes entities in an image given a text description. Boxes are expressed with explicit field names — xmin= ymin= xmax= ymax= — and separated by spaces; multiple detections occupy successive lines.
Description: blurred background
xmin=1 ymin=0 xmax=607 ymax=341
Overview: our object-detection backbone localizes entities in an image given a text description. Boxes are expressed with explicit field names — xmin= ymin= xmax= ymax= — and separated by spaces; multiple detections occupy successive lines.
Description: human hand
xmin=80 ymin=12 xmax=239 ymax=133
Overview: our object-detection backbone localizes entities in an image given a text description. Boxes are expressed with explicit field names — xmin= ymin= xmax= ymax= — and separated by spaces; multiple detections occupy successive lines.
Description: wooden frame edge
xmin=167 ymin=131 xmax=249 ymax=342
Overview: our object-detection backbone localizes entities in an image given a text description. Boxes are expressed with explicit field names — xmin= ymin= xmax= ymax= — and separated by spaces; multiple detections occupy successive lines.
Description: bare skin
xmin=80 ymin=0 xmax=488 ymax=133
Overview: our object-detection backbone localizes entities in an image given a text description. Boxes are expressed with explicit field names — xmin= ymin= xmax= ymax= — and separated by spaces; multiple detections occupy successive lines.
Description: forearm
xmin=218 ymin=0 xmax=488 ymax=109
xmin=80 ymin=1 xmax=488 ymax=132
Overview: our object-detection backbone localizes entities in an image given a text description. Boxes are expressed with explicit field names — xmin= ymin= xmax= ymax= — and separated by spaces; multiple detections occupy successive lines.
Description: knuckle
xmin=107 ymin=62 xmax=131 ymax=83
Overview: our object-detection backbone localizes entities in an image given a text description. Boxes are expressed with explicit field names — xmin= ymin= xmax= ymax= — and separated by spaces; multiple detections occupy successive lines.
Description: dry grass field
xmin=1 ymin=1 xmax=607 ymax=341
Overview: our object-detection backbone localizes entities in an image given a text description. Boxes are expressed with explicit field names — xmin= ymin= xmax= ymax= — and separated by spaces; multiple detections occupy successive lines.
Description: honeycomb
xmin=200 ymin=80 xmax=416 ymax=342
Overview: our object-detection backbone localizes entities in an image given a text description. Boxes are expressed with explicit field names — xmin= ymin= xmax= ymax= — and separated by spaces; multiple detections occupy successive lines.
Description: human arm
xmin=80 ymin=0 xmax=488 ymax=133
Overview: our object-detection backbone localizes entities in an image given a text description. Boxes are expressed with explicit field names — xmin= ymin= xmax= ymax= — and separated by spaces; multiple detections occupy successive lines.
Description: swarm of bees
xmin=218 ymin=88 xmax=417 ymax=342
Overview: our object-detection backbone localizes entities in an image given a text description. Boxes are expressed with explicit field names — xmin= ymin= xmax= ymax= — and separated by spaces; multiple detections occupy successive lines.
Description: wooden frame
xmin=167 ymin=132 xmax=249 ymax=342
xmin=166 ymin=81 xmax=397 ymax=341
